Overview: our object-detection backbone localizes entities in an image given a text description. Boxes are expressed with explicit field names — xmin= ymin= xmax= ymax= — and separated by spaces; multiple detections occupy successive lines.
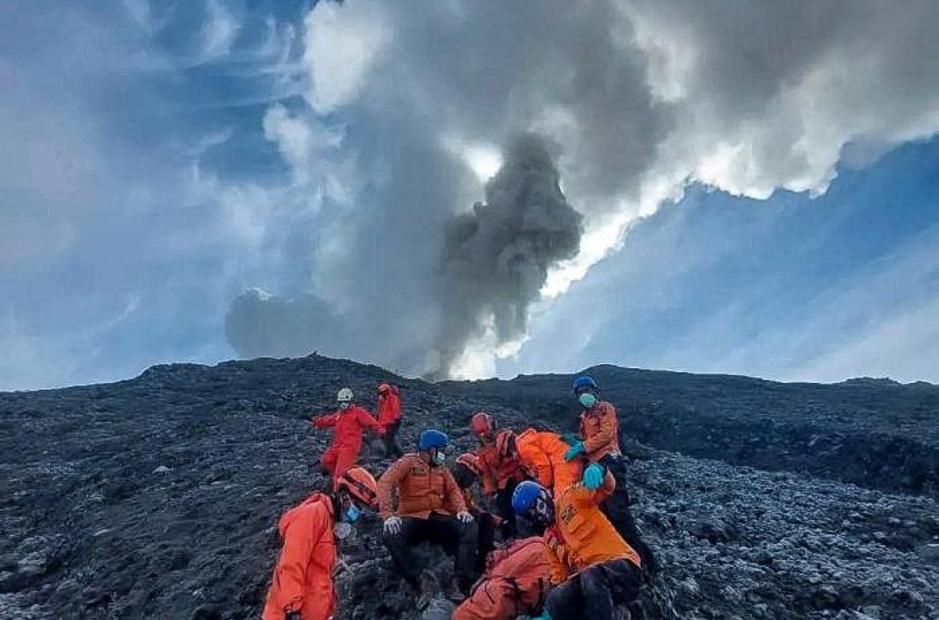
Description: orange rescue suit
xmin=453 ymin=537 xmax=551 ymax=620
xmin=262 ymin=493 xmax=336 ymax=620
xmin=579 ymin=401 xmax=620 ymax=462
xmin=376 ymin=386 xmax=402 ymax=428
xmin=377 ymin=453 xmax=467 ymax=519
xmin=516 ymin=429 xmax=583 ymax=496
xmin=313 ymin=405 xmax=383 ymax=484
xmin=478 ymin=429 xmax=528 ymax=495
xmin=543 ymin=473 xmax=640 ymax=585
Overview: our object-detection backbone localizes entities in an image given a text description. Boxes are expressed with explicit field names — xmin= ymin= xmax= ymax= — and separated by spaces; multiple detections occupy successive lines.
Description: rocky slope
xmin=1 ymin=355 xmax=938 ymax=620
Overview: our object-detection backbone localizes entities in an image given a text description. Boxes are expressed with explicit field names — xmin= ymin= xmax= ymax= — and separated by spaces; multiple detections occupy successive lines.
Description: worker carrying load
xmin=452 ymin=536 xmax=551 ymax=620
xmin=511 ymin=475 xmax=644 ymax=620
xmin=378 ymin=429 xmax=478 ymax=606
xmin=470 ymin=412 xmax=529 ymax=537
xmin=262 ymin=467 xmax=379 ymax=620
xmin=376 ymin=383 xmax=403 ymax=457
xmin=451 ymin=452 xmax=499 ymax=573
xmin=516 ymin=428 xmax=583 ymax=497
xmin=311 ymin=387 xmax=384 ymax=488
xmin=564 ymin=376 xmax=658 ymax=574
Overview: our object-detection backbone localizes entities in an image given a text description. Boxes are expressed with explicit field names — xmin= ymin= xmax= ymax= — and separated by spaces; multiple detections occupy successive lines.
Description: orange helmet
xmin=495 ymin=430 xmax=517 ymax=459
xmin=470 ymin=412 xmax=494 ymax=436
xmin=336 ymin=467 xmax=379 ymax=508
xmin=456 ymin=452 xmax=483 ymax=477
xmin=377 ymin=383 xmax=393 ymax=395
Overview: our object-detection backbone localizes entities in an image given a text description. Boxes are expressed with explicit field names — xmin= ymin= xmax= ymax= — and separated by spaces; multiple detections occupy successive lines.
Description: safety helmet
xmin=418 ymin=429 xmax=449 ymax=451
xmin=377 ymin=383 xmax=393 ymax=395
xmin=469 ymin=412 xmax=494 ymax=436
xmin=495 ymin=430 xmax=517 ymax=459
xmin=337 ymin=387 xmax=354 ymax=402
xmin=511 ymin=480 xmax=549 ymax=515
xmin=455 ymin=453 xmax=483 ymax=477
xmin=572 ymin=376 xmax=598 ymax=393
xmin=336 ymin=466 xmax=378 ymax=508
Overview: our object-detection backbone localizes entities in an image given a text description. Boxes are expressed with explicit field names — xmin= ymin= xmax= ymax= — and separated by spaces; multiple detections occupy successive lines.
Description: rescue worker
xmin=516 ymin=428 xmax=583 ymax=497
xmin=452 ymin=536 xmax=551 ymax=620
xmin=376 ymin=383 xmax=403 ymax=457
xmin=452 ymin=452 xmax=498 ymax=573
xmin=312 ymin=388 xmax=384 ymax=488
xmin=378 ymin=429 xmax=477 ymax=605
xmin=564 ymin=376 xmax=658 ymax=574
xmin=512 ymin=475 xmax=643 ymax=620
xmin=262 ymin=467 xmax=379 ymax=620
xmin=470 ymin=412 xmax=528 ymax=537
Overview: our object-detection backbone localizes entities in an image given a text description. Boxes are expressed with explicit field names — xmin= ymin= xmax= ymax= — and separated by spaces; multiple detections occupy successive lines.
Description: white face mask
xmin=338 ymin=402 xmax=351 ymax=410
xmin=334 ymin=522 xmax=353 ymax=540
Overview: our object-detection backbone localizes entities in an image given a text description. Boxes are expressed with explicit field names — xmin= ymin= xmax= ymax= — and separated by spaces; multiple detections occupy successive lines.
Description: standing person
xmin=376 ymin=383 xmax=403 ymax=457
xmin=262 ymin=467 xmax=379 ymax=620
xmin=511 ymin=476 xmax=644 ymax=620
xmin=312 ymin=388 xmax=384 ymax=488
xmin=378 ymin=429 xmax=477 ymax=605
xmin=470 ymin=412 xmax=528 ymax=538
xmin=564 ymin=376 xmax=658 ymax=574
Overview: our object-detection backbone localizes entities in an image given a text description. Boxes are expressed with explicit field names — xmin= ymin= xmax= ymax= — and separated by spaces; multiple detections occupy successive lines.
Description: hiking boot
xmin=444 ymin=577 xmax=466 ymax=602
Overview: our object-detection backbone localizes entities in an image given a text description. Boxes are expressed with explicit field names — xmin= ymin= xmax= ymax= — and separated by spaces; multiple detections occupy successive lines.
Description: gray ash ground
xmin=2 ymin=355 xmax=938 ymax=619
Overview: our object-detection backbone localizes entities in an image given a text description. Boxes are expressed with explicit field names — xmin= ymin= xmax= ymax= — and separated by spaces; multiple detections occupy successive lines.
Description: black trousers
xmin=473 ymin=511 xmax=497 ymax=574
xmin=382 ymin=512 xmax=478 ymax=584
xmin=494 ymin=479 xmax=520 ymax=538
xmin=382 ymin=419 xmax=403 ymax=457
xmin=599 ymin=455 xmax=658 ymax=574
xmin=544 ymin=558 xmax=642 ymax=620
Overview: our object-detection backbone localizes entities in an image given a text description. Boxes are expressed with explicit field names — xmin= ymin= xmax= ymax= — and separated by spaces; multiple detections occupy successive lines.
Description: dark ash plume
xmin=434 ymin=133 xmax=583 ymax=377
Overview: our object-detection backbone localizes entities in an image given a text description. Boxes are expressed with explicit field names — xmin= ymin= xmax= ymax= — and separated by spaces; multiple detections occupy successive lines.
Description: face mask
xmin=578 ymin=393 xmax=597 ymax=409
xmin=345 ymin=504 xmax=361 ymax=523
xmin=338 ymin=402 xmax=351 ymax=410
xmin=433 ymin=451 xmax=446 ymax=466
xmin=334 ymin=521 xmax=353 ymax=540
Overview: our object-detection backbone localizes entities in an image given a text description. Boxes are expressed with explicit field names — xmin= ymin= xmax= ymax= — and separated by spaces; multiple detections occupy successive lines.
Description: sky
xmin=1 ymin=0 xmax=938 ymax=391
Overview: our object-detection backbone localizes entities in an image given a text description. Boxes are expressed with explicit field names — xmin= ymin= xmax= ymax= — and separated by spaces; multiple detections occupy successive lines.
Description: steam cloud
xmin=435 ymin=135 xmax=583 ymax=377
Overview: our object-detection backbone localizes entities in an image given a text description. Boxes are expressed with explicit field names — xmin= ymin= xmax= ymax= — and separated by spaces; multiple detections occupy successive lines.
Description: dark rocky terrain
xmin=2 ymin=355 xmax=939 ymax=620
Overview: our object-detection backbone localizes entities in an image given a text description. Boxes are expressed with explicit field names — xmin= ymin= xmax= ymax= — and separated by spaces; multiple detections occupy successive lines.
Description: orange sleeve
xmin=582 ymin=404 xmax=617 ymax=454
xmin=479 ymin=452 xmax=498 ymax=496
xmin=444 ymin=469 xmax=468 ymax=514
xmin=356 ymin=408 xmax=383 ymax=432
xmin=544 ymin=542 xmax=569 ymax=585
xmin=520 ymin=441 xmax=553 ymax=489
xmin=274 ymin=507 xmax=324 ymax=613
xmin=570 ymin=471 xmax=616 ymax=507
xmin=377 ymin=457 xmax=410 ymax=519
xmin=312 ymin=413 xmax=337 ymax=428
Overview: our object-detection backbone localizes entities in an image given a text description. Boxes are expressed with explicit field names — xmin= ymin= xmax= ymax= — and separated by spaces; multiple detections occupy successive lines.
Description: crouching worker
xmin=378 ymin=430 xmax=477 ymax=605
xmin=451 ymin=453 xmax=499 ymax=573
xmin=470 ymin=412 xmax=528 ymax=538
xmin=452 ymin=536 xmax=551 ymax=620
xmin=262 ymin=467 xmax=379 ymax=620
xmin=512 ymin=473 xmax=643 ymax=620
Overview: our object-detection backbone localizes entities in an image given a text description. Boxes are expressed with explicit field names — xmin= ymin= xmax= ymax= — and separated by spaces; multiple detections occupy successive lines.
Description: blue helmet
xmin=572 ymin=375 xmax=598 ymax=393
xmin=511 ymin=480 xmax=548 ymax=514
xmin=418 ymin=429 xmax=449 ymax=451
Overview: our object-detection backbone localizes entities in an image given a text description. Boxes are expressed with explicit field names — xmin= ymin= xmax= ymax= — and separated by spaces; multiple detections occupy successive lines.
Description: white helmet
xmin=337 ymin=387 xmax=354 ymax=403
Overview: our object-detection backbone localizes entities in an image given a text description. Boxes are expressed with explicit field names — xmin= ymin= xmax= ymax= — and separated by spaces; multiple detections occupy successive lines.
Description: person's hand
xmin=582 ymin=463 xmax=604 ymax=490
xmin=564 ymin=442 xmax=585 ymax=462
xmin=383 ymin=516 xmax=402 ymax=535
xmin=457 ymin=511 xmax=474 ymax=524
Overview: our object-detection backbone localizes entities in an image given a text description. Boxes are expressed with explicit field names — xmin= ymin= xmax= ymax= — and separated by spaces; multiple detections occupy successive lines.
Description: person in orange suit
xmin=470 ymin=412 xmax=528 ymax=537
xmin=376 ymin=383 xmax=403 ymax=457
xmin=564 ymin=375 xmax=657 ymax=574
xmin=262 ymin=467 xmax=379 ymax=620
xmin=516 ymin=428 xmax=583 ymax=497
xmin=451 ymin=536 xmax=551 ymax=620
xmin=312 ymin=387 xmax=384 ymax=488
xmin=511 ymin=474 xmax=644 ymax=620
xmin=378 ymin=429 xmax=477 ymax=605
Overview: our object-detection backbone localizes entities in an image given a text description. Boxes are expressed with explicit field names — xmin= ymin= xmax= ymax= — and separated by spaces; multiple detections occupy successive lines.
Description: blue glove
xmin=532 ymin=612 xmax=552 ymax=620
xmin=582 ymin=463 xmax=604 ymax=490
xmin=564 ymin=442 xmax=585 ymax=462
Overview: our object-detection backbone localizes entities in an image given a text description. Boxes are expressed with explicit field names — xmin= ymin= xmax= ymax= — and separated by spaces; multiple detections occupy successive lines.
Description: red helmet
xmin=495 ymin=430 xmax=517 ymax=459
xmin=377 ymin=383 xmax=393 ymax=395
xmin=336 ymin=467 xmax=379 ymax=508
xmin=455 ymin=453 xmax=483 ymax=477
xmin=470 ymin=412 xmax=494 ymax=437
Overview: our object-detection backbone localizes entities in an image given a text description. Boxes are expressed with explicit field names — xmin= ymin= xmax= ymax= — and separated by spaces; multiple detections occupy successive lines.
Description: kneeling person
xmin=512 ymin=472 xmax=644 ymax=620
xmin=378 ymin=429 xmax=477 ymax=605
xmin=262 ymin=467 xmax=379 ymax=620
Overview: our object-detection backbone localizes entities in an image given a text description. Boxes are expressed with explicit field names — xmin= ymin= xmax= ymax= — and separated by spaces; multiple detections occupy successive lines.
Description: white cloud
xmin=201 ymin=0 xmax=240 ymax=60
